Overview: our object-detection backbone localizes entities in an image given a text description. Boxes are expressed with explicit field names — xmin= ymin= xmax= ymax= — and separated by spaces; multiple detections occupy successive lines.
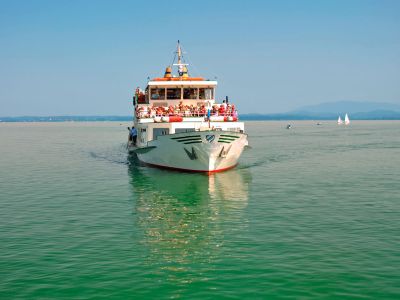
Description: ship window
xmin=150 ymin=88 xmax=165 ymax=100
xmin=153 ymin=128 xmax=169 ymax=139
xmin=183 ymin=88 xmax=198 ymax=99
xmin=166 ymin=88 xmax=181 ymax=100
xmin=228 ymin=128 xmax=240 ymax=132
xmin=199 ymin=88 xmax=214 ymax=100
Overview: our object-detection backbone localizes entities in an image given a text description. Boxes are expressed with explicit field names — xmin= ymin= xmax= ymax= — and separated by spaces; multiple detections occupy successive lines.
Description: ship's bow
xmin=134 ymin=131 xmax=247 ymax=173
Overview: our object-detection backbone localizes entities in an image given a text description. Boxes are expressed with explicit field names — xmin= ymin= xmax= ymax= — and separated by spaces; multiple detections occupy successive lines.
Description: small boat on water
xmin=344 ymin=113 xmax=350 ymax=125
xmin=127 ymin=41 xmax=248 ymax=173
xmin=337 ymin=116 xmax=343 ymax=125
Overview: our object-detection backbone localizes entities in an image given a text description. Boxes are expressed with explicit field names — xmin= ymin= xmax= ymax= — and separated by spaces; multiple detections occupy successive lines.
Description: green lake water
xmin=0 ymin=121 xmax=399 ymax=299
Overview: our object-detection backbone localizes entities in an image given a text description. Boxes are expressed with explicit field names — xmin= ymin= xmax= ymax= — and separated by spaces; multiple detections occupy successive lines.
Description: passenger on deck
xmin=199 ymin=105 xmax=205 ymax=116
xmin=218 ymin=104 xmax=225 ymax=115
xmin=130 ymin=127 xmax=137 ymax=145
xmin=222 ymin=100 xmax=227 ymax=111
xmin=127 ymin=127 xmax=132 ymax=141
xmin=168 ymin=105 xmax=174 ymax=115
xmin=150 ymin=106 xmax=156 ymax=118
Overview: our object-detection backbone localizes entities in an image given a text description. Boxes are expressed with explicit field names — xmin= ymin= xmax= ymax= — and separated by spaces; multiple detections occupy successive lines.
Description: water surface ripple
xmin=0 ymin=121 xmax=399 ymax=299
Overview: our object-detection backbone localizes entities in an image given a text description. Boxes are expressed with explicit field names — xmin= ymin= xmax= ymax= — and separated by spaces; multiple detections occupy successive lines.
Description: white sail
xmin=344 ymin=113 xmax=350 ymax=125
xmin=337 ymin=116 xmax=343 ymax=125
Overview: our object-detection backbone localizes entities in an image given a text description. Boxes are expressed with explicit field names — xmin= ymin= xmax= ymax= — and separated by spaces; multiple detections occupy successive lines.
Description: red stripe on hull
xmin=141 ymin=161 xmax=237 ymax=175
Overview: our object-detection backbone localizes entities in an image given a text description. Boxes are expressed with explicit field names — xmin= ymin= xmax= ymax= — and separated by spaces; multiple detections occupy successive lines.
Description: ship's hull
xmin=128 ymin=131 xmax=247 ymax=173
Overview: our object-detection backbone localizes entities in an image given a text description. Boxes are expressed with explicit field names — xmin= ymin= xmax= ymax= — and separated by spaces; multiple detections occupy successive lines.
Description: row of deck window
xmin=150 ymin=88 xmax=214 ymax=100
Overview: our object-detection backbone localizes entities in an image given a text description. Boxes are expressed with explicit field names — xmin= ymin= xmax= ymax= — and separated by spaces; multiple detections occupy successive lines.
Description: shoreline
xmin=1 ymin=116 xmax=400 ymax=123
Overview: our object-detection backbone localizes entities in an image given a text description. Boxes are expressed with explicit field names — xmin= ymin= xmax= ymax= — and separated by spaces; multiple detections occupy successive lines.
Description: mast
xmin=177 ymin=40 xmax=182 ymax=65
xmin=174 ymin=40 xmax=188 ymax=77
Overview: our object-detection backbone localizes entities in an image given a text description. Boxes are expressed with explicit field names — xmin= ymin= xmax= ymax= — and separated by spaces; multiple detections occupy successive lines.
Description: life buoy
xmin=169 ymin=116 xmax=183 ymax=122
xmin=159 ymin=116 xmax=183 ymax=122
xmin=224 ymin=116 xmax=238 ymax=122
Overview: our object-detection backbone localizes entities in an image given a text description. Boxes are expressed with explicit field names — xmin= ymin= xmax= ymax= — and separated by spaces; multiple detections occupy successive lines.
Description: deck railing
xmin=135 ymin=105 xmax=238 ymax=119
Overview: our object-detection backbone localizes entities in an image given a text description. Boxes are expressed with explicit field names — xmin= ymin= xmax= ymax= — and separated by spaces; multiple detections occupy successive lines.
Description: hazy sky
xmin=1 ymin=0 xmax=399 ymax=116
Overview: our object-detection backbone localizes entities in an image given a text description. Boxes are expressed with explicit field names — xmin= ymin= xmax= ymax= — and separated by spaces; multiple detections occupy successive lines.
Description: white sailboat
xmin=337 ymin=116 xmax=343 ymax=125
xmin=344 ymin=113 xmax=350 ymax=125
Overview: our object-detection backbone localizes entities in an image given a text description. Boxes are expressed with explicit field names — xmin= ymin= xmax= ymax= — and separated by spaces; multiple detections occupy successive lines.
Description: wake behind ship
xmin=127 ymin=41 xmax=248 ymax=173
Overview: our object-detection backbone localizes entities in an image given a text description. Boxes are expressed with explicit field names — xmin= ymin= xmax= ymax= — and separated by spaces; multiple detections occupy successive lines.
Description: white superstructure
xmin=127 ymin=41 xmax=248 ymax=173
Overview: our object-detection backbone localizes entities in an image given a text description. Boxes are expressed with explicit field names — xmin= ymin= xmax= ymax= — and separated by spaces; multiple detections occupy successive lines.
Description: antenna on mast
xmin=177 ymin=40 xmax=182 ymax=65
xmin=173 ymin=40 xmax=189 ymax=77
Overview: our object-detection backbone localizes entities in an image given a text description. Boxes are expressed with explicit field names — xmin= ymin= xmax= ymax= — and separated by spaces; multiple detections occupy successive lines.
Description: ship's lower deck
xmin=134 ymin=120 xmax=245 ymax=148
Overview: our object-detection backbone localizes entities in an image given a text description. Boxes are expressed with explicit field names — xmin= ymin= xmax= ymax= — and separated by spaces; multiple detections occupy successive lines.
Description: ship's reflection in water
xmin=127 ymin=156 xmax=251 ymax=283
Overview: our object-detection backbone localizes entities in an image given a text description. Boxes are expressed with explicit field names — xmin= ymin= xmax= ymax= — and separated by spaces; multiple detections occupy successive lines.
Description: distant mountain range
xmin=1 ymin=101 xmax=400 ymax=122
xmin=241 ymin=101 xmax=400 ymax=120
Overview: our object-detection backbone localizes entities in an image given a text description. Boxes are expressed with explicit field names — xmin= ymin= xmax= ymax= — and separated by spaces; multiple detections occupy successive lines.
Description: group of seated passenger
xmin=135 ymin=101 xmax=237 ymax=119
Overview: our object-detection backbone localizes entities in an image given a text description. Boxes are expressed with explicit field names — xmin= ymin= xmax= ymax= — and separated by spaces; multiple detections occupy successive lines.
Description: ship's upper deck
xmin=133 ymin=41 xmax=238 ymax=123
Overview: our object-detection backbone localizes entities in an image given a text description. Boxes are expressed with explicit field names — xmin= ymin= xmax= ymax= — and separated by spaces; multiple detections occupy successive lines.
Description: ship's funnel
xmin=164 ymin=66 xmax=172 ymax=78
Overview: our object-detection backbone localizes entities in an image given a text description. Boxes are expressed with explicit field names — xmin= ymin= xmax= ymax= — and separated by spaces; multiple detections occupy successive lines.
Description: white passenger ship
xmin=127 ymin=42 xmax=248 ymax=173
